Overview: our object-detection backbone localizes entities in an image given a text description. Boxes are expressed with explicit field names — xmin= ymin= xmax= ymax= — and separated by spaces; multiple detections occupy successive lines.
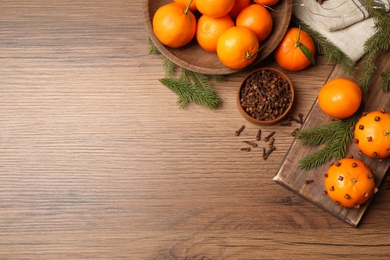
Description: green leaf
xmin=292 ymin=17 xmax=355 ymax=76
xmin=300 ymin=43 xmax=316 ymax=65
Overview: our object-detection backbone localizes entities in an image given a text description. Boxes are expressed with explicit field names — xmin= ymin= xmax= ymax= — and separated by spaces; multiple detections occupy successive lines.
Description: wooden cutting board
xmin=273 ymin=53 xmax=390 ymax=226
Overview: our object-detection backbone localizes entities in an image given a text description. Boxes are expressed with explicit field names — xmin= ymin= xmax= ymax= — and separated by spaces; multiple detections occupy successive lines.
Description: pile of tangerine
xmin=152 ymin=0 xmax=279 ymax=69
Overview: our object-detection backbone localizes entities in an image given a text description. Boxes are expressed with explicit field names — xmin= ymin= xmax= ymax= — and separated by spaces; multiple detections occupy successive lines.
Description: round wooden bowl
xmin=237 ymin=67 xmax=294 ymax=125
xmin=143 ymin=0 xmax=293 ymax=75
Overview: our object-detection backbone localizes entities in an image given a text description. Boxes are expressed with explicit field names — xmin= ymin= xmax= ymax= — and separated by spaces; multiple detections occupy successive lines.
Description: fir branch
xmin=381 ymin=67 xmax=390 ymax=92
xmin=295 ymin=121 xmax=339 ymax=146
xmin=148 ymin=38 xmax=160 ymax=54
xmin=159 ymin=77 xmax=221 ymax=109
xmin=292 ymin=16 xmax=356 ymax=75
xmin=148 ymin=38 xmax=222 ymax=109
xmin=210 ymin=75 xmax=225 ymax=82
xmin=162 ymin=56 xmax=175 ymax=77
xmin=358 ymin=1 xmax=390 ymax=92
xmin=297 ymin=113 xmax=360 ymax=170
xmin=359 ymin=30 xmax=382 ymax=92
xmin=298 ymin=144 xmax=335 ymax=170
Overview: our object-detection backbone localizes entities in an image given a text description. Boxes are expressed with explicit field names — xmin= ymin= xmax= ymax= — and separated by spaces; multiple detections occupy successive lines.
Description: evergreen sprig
xmin=358 ymin=0 xmax=390 ymax=92
xmin=296 ymin=112 xmax=360 ymax=170
xmin=148 ymin=38 xmax=222 ymax=109
xmin=292 ymin=17 xmax=356 ymax=76
xmin=381 ymin=68 xmax=390 ymax=92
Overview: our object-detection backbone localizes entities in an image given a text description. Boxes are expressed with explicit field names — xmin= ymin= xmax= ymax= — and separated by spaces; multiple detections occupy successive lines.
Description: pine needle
xmin=148 ymin=38 xmax=222 ymax=110
xmin=298 ymin=145 xmax=335 ymax=170
xmin=358 ymin=1 xmax=390 ymax=92
xmin=162 ymin=56 xmax=175 ymax=77
xmin=295 ymin=121 xmax=339 ymax=146
xmin=159 ymin=77 xmax=221 ymax=109
xmin=297 ymin=112 xmax=360 ymax=171
xmin=148 ymin=38 xmax=160 ymax=54
xmin=381 ymin=67 xmax=390 ymax=92
xmin=292 ymin=17 xmax=356 ymax=76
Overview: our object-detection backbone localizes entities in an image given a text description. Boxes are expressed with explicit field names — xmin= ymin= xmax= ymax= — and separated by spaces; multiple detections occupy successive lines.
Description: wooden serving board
xmin=273 ymin=53 xmax=390 ymax=227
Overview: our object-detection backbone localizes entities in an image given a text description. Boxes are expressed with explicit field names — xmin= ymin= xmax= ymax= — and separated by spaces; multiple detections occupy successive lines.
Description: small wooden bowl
xmin=237 ymin=68 xmax=294 ymax=125
xmin=143 ymin=0 xmax=293 ymax=75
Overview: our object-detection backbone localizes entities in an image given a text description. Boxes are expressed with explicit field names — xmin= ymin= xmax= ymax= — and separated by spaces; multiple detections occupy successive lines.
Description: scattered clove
xmin=268 ymin=137 xmax=275 ymax=148
xmin=304 ymin=179 xmax=314 ymax=185
xmin=262 ymin=146 xmax=276 ymax=160
xmin=263 ymin=131 xmax=276 ymax=142
xmin=256 ymin=129 xmax=262 ymax=141
xmin=298 ymin=113 xmax=304 ymax=124
xmin=243 ymin=141 xmax=258 ymax=147
xmin=235 ymin=125 xmax=245 ymax=136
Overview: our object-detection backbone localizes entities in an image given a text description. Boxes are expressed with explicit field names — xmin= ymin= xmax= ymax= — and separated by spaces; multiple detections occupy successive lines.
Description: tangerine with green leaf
xmin=273 ymin=27 xmax=315 ymax=71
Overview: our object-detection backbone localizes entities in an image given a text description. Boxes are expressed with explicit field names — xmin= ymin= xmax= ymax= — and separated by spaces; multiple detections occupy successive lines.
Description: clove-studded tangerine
xmin=353 ymin=110 xmax=390 ymax=159
xmin=324 ymin=158 xmax=376 ymax=208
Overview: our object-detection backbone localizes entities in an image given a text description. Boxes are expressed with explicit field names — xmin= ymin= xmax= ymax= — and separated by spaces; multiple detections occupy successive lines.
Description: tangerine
xmin=236 ymin=4 xmax=273 ymax=42
xmin=324 ymin=158 xmax=376 ymax=208
xmin=253 ymin=0 xmax=280 ymax=6
xmin=216 ymin=26 xmax=260 ymax=69
xmin=196 ymin=14 xmax=234 ymax=53
xmin=229 ymin=0 xmax=251 ymax=20
xmin=196 ymin=0 xmax=235 ymax=18
xmin=317 ymin=78 xmax=362 ymax=119
xmin=152 ymin=2 xmax=196 ymax=48
xmin=273 ymin=27 xmax=316 ymax=71
xmin=174 ymin=0 xmax=197 ymax=11
xmin=354 ymin=110 xmax=390 ymax=158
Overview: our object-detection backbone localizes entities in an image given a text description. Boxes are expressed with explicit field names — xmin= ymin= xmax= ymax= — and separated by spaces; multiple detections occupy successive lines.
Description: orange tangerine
xmin=196 ymin=14 xmax=234 ymax=53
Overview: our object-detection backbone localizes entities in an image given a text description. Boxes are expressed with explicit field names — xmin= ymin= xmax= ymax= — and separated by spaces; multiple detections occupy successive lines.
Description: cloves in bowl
xmin=237 ymin=67 xmax=294 ymax=125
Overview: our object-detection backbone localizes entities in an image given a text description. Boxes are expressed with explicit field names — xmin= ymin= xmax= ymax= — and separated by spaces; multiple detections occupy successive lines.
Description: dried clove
xmin=298 ymin=113 xmax=304 ymax=124
xmin=268 ymin=137 xmax=275 ymax=148
xmin=304 ymin=179 xmax=314 ymax=185
xmin=235 ymin=125 xmax=245 ymax=136
xmin=243 ymin=141 xmax=258 ymax=147
xmin=263 ymin=131 xmax=276 ymax=142
xmin=256 ymin=129 xmax=262 ymax=141
xmin=262 ymin=146 xmax=276 ymax=160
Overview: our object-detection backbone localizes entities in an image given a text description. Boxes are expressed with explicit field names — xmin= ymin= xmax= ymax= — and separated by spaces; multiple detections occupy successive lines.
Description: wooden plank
xmin=273 ymin=52 xmax=390 ymax=226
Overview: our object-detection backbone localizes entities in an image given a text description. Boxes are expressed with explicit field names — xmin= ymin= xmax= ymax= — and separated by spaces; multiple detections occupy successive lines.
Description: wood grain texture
xmin=274 ymin=52 xmax=390 ymax=226
xmin=1 ymin=0 xmax=390 ymax=259
xmin=144 ymin=0 xmax=292 ymax=75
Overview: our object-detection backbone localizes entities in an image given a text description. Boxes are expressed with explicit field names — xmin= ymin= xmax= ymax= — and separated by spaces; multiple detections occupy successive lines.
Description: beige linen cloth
xmin=293 ymin=0 xmax=390 ymax=62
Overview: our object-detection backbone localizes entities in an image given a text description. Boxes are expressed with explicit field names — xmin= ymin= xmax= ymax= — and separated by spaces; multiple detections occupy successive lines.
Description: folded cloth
xmin=292 ymin=0 xmax=389 ymax=62
xmin=293 ymin=0 xmax=389 ymax=31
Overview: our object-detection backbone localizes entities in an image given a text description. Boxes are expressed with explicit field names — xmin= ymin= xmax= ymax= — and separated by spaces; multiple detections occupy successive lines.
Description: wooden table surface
xmin=1 ymin=0 xmax=390 ymax=258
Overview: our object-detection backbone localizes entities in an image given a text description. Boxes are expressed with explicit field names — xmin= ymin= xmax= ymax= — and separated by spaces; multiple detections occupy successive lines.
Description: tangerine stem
xmin=294 ymin=26 xmax=302 ymax=48
xmin=184 ymin=0 xmax=193 ymax=14
xmin=245 ymin=47 xmax=263 ymax=60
